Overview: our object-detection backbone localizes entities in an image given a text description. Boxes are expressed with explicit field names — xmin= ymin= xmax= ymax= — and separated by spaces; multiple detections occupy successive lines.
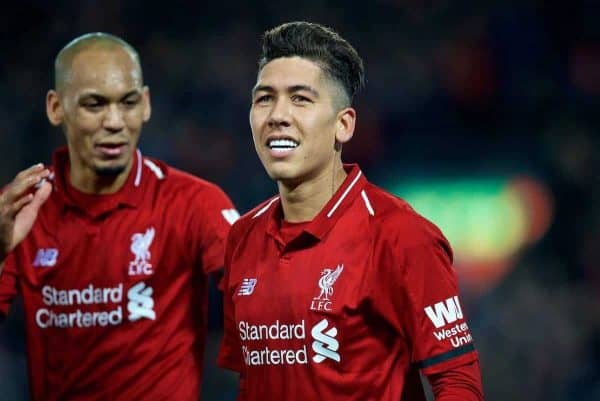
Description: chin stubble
xmin=94 ymin=165 xmax=126 ymax=176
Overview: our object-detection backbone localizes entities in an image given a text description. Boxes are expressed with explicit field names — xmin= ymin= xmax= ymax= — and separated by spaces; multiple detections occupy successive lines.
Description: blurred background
xmin=0 ymin=0 xmax=599 ymax=400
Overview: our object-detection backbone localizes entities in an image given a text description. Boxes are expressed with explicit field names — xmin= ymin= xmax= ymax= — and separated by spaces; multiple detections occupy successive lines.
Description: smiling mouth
xmin=267 ymin=138 xmax=299 ymax=153
xmin=95 ymin=143 xmax=128 ymax=157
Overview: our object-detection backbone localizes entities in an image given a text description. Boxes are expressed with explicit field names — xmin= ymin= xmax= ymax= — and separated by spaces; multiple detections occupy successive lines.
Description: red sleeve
xmin=371 ymin=219 xmax=478 ymax=375
xmin=427 ymin=359 xmax=484 ymax=401
xmin=403 ymin=241 xmax=478 ymax=374
xmin=189 ymin=184 xmax=238 ymax=275
xmin=0 ymin=252 xmax=19 ymax=317
xmin=216 ymin=223 xmax=244 ymax=373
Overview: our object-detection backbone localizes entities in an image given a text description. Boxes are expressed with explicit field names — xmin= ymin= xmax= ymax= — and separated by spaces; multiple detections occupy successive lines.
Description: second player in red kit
xmin=218 ymin=22 xmax=484 ymax=400
xmin=0 ymin=33 xmax=238 ymax=400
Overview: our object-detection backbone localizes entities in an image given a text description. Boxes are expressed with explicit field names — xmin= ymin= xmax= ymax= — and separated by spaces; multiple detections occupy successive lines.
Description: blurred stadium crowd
xmin=0 ymin=1 xmax=599 ymax=400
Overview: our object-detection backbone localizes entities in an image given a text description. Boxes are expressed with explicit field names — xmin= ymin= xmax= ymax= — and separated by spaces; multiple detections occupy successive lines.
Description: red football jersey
xmin=0 ymin=147 xmax=238 ymax=401
xmin=218 ymin=164 xmax=479 ymax=401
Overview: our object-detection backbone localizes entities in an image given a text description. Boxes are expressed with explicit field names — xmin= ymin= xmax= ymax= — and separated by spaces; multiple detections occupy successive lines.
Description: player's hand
xmin=0 ymin=164 xmax=52 ymax=262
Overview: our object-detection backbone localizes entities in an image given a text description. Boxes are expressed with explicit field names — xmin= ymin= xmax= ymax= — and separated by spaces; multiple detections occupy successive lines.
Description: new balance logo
xmin=221 ymin=209 xmax=240 ymax=225
xmin=127 ymin=282 xmax=156 ymax=321
xmin=33 ymin=248 xmax=58 ymax=267
xmin=238 ymin=278 xmax=257 ymax=296
xmin=424 ymin=296 xmax=464 ymax=328
xmin=311 ymin=318 xmax=340 ymax=363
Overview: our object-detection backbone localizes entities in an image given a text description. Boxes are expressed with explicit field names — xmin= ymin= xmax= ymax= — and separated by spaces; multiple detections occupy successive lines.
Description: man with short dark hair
xmin=218 ymin=21 xmax=483 ymax=400
xmin=0 ymin=33 xmax=238 ymax=401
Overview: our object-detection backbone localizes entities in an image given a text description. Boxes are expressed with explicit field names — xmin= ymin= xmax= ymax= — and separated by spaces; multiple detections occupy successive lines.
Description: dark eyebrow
xmin=120 ymin=90 xmax=142 ymax=100
xmin=78 ymin=89 xmax=142 ymax=102
xmin=78 ymin=93 xmax=107 ymax=102
xmin=252 ymin=85 xmax=273 ymax=96
xmin=288 ymin=85 xmax=320 ymax=98
xmin=251 ymin=84 xmax=320 ymax=98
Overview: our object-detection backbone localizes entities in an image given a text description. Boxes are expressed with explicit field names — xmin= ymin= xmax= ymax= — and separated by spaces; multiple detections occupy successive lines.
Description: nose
xmin=267 ymin=97 xmax=291 ymax=129
xmin=103 ymin=104 xmax=125 ymax=132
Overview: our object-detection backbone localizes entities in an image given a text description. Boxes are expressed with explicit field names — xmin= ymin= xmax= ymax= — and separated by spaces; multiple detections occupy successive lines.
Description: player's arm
xmin=188 ymin=183 xmax=238 ymax=278
xmin=217 ymin=221 xmax=247 ymax=400
xmin=427 ymin=359 xmax=483 ymax=401
xmin=0 ymin=164 xmax=51 ymax=319
xmin=371 ymin=216 xmax=483 ymax=399
xmin=0 ymin=163 xmax=52 ymax=273
xmin=402 ymin=239 xmax=483 ymax=400
xmin=0 ymin=251 xmax=24 ymax=320
xmin=216 ymin=229 xmax=244 ymax=372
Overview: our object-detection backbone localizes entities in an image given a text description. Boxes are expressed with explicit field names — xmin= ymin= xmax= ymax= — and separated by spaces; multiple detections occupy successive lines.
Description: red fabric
xmin=1 ymin=147 xmax=236 ymax=401
xmin=218 ymin=165 xmax=480 ymax=401
xmin=0 ymin=253 xmax=18 ymax=316
xmin=279 ymin=220 xmax=310 ymax=243
xmin=428 ymin=359 xmax=484 ymax=401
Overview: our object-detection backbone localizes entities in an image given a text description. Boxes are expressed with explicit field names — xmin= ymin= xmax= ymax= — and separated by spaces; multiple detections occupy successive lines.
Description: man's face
xmin=47 ymin=47 xmax=150 ymax=177
xmin=250 ymin=56 xmax=349 ymax=186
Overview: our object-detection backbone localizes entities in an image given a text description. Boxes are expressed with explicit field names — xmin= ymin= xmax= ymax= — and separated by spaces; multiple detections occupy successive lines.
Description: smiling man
xmin=0 ymin=33 xmax=238 ymax=401
xmin=218 ymin=22 xmax=483 ymax=400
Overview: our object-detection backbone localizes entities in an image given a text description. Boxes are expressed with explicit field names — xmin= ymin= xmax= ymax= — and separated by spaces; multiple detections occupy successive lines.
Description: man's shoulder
xmin=147 ymin=158 xmax=227 ymax=198
xmin=362 ymin=183 xmax=448 ymax=249
xmin=229 ymin=196 xmax=279 ymax=238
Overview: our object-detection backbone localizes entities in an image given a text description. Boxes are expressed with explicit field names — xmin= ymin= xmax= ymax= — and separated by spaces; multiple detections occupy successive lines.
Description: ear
xmin=334 ymin=107 xmax=356 ymax=146
xmin=46 ymin=90 xmax=63 ymax=126
xmin=142 ymin=86 xmax=152 ymax=122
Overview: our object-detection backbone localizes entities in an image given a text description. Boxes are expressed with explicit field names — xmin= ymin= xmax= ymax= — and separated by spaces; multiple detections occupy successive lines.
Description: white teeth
xmin=268 ymin=139 xmax=299 ymax=149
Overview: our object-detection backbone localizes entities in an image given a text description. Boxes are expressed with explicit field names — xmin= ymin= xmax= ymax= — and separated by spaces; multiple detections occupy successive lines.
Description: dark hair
xmin=258 ymin=21 xmax=365 ymax=107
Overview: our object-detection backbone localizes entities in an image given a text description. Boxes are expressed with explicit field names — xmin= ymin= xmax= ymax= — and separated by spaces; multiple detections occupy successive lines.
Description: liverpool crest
xmin=310 ymin=264 xmax=344 ymax=312
xmin=128 ymin=227 xmax=155 ymax=276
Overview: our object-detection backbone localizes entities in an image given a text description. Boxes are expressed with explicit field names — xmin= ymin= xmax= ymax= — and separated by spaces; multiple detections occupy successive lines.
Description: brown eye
xmin=82 ymin=102 xmax=102 ymax=111
xmin=80 ymin=96 xmax=107 ymax=111
xmin=291 ymin=94 xmax=311 ymax=103
xmin=255 ymin=95 xmax=273 ymax=104
xmin=123 ymin=97 xmax=141 ymax=107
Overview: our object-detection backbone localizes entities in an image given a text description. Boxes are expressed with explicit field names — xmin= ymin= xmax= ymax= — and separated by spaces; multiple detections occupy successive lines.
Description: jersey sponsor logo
xmin=242 ymin=344 xmax=308 ymax=366
xmin=33 ymin=248 xmax=59 ymax=267
xmin=41 ymin=284 xmax=123 ymax=306
xmin=239 ymin=320 xmax=306 ymax=341
xmin=425 ymin=297 xmax=474 ymax=348
xmin=221 ymin=208 xmax=240 ymax=225
xmin=311 ymin=318 xmax=340 ymax=363
xmin=36 ymin=284 xmax=124 ymax=329
xmin=35 ymin=281 xmax=158 ymax=329
xmin=127 ymin=281 xmax=156 ymax=321
xmin=128 ymin=227 xmax=155 ymax=276
xmin=432 ymin=321 xmax=474 ymax=348
xmin=238 ymin=278 xmax=258 ymax=296
xmin=239 ymin=320 xmax=308 ymax=366
xmin=36 ymin=307 xmax=123 ymax=329
xmin=424 ymin=296 xmax=464 ymax=328
xmin=310 ymin=264 xmax=343 ymax=311
xmin=237 ymin=319 xmax=342 ymax=366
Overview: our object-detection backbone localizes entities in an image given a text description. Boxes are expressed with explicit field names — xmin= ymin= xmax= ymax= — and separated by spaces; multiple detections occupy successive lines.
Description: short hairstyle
xmin=54 ymin=32 xmax=142 ymax=92
xmin=258 ymin=21 xmax=365 ymax=108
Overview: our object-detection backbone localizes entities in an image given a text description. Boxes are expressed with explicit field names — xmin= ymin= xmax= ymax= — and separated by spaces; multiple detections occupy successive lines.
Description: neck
xmin=278 ymin=160 xmax=347 ymax=223
xmin=69 ymin=159 xmax=132 ymax=195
